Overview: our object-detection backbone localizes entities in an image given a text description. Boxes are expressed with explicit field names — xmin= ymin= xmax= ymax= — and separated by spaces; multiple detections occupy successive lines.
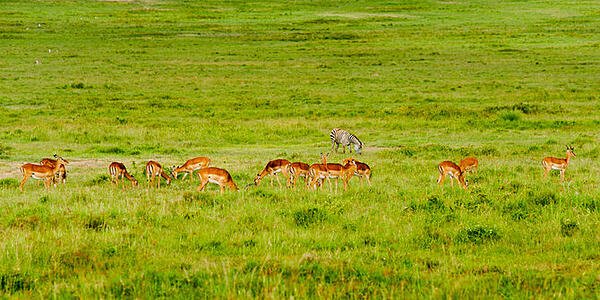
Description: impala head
xmin=253 ymin=174 xmax=262 ymax=185
xmin=320 ymin=152 xmax=328 ymax=164
xmin=53 ymin=154 xmax=69 ymax=165
xmin=132 ymin=177 xmax=139 ymax=187
xmin=566 ymin=145 xmax=576 ymax=157
xmin=170 ymin=165 xmax=180 ymax=179
xmin=342 ymin=157 xmax=357 ymax=166
xmin=459 ymin=171 xmax=468 ymax=189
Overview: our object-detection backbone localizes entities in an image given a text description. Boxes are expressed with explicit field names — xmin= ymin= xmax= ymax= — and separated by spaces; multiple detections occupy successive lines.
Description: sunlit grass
xmin=0 ymin=0 xmax=599 ymax=297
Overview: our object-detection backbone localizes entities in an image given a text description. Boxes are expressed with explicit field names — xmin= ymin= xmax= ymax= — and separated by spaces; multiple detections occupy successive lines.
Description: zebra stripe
xmin=330 ymin=128 xmax=363 ymax=154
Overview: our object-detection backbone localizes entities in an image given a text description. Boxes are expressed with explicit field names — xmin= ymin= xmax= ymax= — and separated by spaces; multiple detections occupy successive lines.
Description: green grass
xmin=1 ymin=0 xmax=599 ymax=297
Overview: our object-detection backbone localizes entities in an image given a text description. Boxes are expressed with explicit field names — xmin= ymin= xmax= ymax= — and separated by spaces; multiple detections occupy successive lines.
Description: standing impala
xmin=171 ymin=156 xmax=211 ymax=181
xmin=254 ymin=159 xmax=291 ymax=187
xmin=308 ymin=153 xmax=330 ymax=190
xmin=20 ymin=154 xmax=69 ymax=191
xmin=197 ymin=167 xmax=238 ymax=193
xmin=459 ymin=157 xmax=479 ymax=174
xmin=145 ymin=160 xmax=171 ymax=188
xmin=327 ymin=158 xmax=358 ymax=191
xmin=40 ymin=156 xmax=68 ymax=185
xmin=542 ymin=146 xmax=576 ymax=181
xmin=352 ymin=159 xmax=372 ymax=186
xmin=109 ymin=162 xmax=138 ymax=188
xmin=437 ymin=160 xmax=467 ymax=189
xmin=288 ymin=162 xmax=310 ymax=188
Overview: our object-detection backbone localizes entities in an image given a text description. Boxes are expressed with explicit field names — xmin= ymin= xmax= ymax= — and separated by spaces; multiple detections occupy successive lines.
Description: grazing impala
xmin=327 ymin=158 xmax=358 ymax=191
xmin=351 ymin=159 xmax=372 ymax=186
xmin=254 ymin=159 xmax=291 ymax=187
xmin=145 ymin=160 xmax=171 ymax=188
xmin=288 ymin=162 xmax=311 ymax=188
xmin=20 ymin=154 xmax=69 ymax=191
xmin=308 ymin=153 xmax=330 ymax=190
xmin=197 ymin=167 xmax=238 ymax=193
xmin=109 ymin=162 xmax=138 ymax=188
xmin=459 ymin=157 xmax=479 ymax=174
xmin=171 ymin=156 xmax=211 ymax=181
xmin=437 ymin=161 xmax=467 ymax=189
xmin=543 ymin=146 xmax=576 ymax=181
xmin=40 ymin=157 xmax=68 ymax=185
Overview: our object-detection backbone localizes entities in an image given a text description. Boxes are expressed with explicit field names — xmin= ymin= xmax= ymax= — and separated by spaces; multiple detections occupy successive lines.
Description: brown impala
xmin=327 ymin=158 xmax=358 ymax=191
xmin=308 ymin=153 xmax=330 ymax=190
xmin=109 ymin=162 xmax=138 ymax=188
xmin=171 ymin=156 xmax=211 ymax=181
xmin=288 ymin=162 xmax=310 ymax=188
xmin=145 ymin=160 xmax=171 ymax=188
xmin=352 ymin=159 xmax=372 ymax=186
xmin=459 ymin=157 xmax=479 ymax=174
xmin=542 ymin=146 xmax=576 ymax=181
xmin=197 ymin=167 xmax=238 ymax=193
xmin=20 ymin=154 xmax=69 ymax=191
xmin=254 ymin=159 xmax=291 ymax=187
xmin=40 ymin=156 xmax=68 ymax=185
xmin=437 ymin=160 xmax=467 ymax=189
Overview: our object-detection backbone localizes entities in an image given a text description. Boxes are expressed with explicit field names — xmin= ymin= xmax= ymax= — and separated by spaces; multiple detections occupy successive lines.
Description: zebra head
xmin=354 ymin=143 xmax=363 ymax=155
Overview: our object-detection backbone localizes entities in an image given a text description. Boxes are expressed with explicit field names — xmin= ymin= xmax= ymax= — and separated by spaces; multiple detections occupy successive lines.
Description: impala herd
xmin=17 ymin=146 xmax=576 ymax=193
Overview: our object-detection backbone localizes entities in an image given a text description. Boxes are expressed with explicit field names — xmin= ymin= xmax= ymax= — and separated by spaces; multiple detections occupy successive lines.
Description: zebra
xmin=330 ymin=128 xmax=363 ymax=154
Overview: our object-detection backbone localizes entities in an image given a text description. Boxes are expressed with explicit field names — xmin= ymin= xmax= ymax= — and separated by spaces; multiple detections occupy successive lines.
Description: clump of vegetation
xmin=85 ymin=215 xmax=109 ymax=232
xmin=293 ymin=207 xmax=328 ymax=228
xmin=560 ymin=219 xmax=579 ymax=237
xmin=456 ymin=225 xmax=501 ymax=244
xmin=0 ymin=0 xmax=598 ymax=298
xmin=0 ymin=178 xmax=18 ymax=189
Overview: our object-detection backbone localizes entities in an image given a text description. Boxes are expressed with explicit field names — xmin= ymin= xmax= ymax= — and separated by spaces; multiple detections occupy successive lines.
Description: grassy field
xmin=0 ymin=0 xmax=599 ymax=297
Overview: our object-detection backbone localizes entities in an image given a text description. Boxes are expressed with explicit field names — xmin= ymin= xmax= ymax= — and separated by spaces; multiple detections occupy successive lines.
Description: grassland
xmin=0 ymin=0 xmax=599 ymax=298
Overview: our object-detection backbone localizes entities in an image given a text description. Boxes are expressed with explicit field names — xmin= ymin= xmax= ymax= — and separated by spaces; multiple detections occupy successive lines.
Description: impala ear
xmin=53 ymin=154 xmax=58 ymax=158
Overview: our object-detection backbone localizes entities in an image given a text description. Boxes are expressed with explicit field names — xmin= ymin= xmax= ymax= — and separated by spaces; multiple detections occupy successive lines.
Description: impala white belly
xmin=31 ymin=172 xmax=50 ymax=180
xmin=208 ymin=177 xmax=222 ymax=185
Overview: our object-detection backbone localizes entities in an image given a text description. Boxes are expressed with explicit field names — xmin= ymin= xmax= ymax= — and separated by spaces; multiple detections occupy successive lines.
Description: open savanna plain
xmin=0 ymin=0 xmax=599 ymax=298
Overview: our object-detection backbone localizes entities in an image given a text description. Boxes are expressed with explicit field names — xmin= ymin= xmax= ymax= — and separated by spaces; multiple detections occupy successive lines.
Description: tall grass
xmin=0 ymin=0 xmax=599 ymax=297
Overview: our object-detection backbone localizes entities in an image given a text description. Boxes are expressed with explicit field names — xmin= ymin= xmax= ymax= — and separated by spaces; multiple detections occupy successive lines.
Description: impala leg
xmin=121 ymin=174 xmax=127 ymax=190
xmin=437 ymin=173 xmax=445 ymax=186
xmin=560 ymin=170 xmax=565 ymax=182
xmin=220 ymin=185 xmax=225 ymax=194
xmin=44 ymin=178 xmax=52 ymax=190
xmin=310 ymin=175 xmax=320 ymax=190
xmin=197 ymin=178 xmax=208 ymax=191
xmin=275 ymin=174 xmax=283 ymax=188
xmin=19 ymin=176 xmax=29 ymax=192
xmin=291 ymin=175 xmax=297 ymax=188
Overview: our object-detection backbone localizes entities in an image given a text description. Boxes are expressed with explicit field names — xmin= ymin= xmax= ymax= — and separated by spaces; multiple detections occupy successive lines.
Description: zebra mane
xmin=353 ymin=134 xmax=363 ymax=146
